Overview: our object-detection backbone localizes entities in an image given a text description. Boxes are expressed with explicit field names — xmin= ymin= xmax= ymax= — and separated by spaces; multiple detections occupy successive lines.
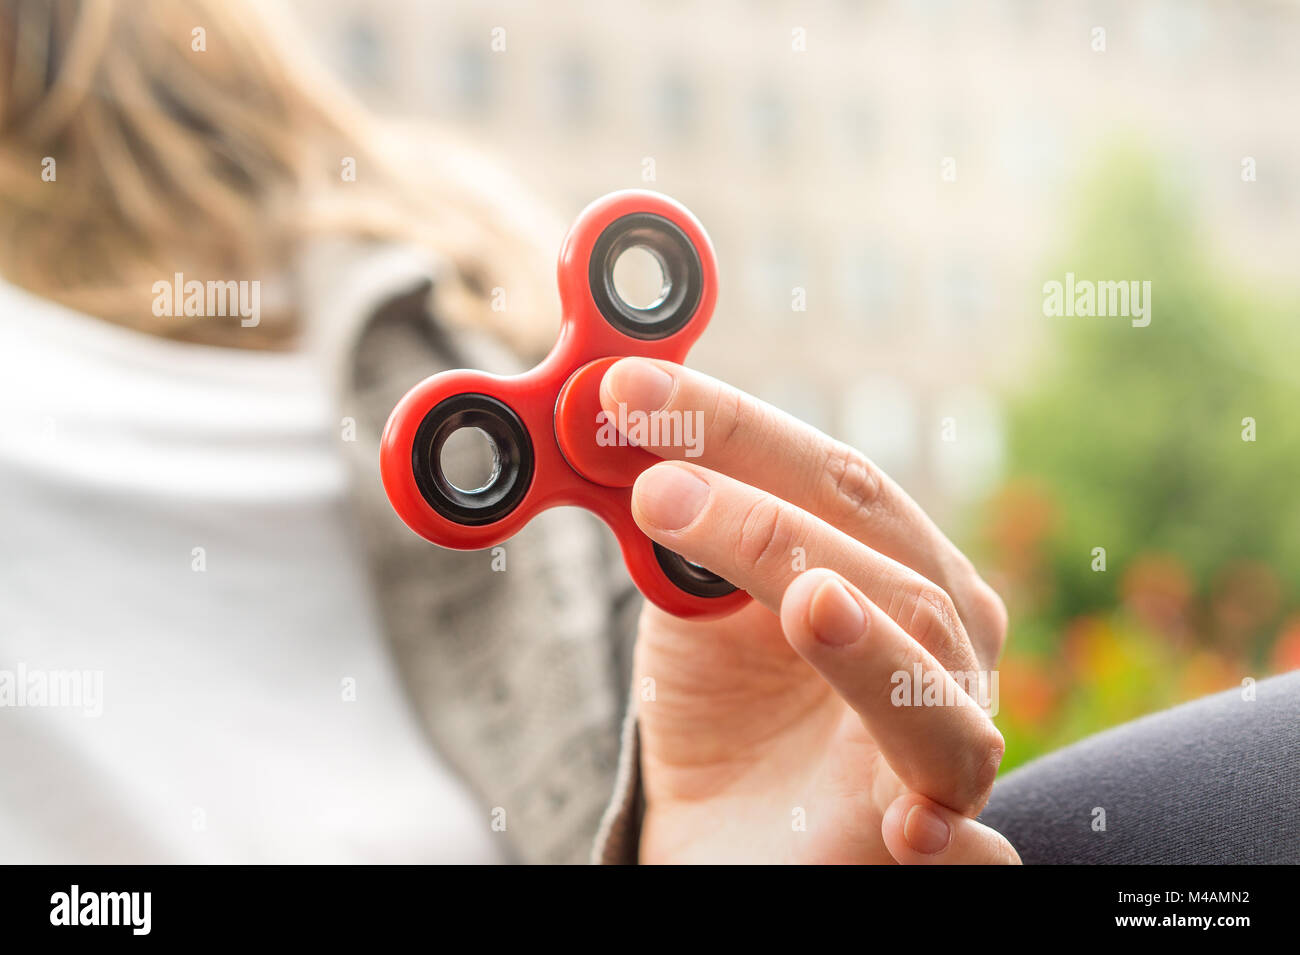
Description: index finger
xmin=601 ymin=357 xmax=1006 ymax=664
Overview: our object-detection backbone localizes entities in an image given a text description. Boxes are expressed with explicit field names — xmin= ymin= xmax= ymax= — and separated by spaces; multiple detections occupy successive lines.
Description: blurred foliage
xmin=977 ymin=148 xmax=1300 ymax=771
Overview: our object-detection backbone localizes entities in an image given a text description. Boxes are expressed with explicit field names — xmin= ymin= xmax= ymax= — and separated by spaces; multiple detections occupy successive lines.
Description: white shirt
xmin=0 ymin=278 xmax=505 ymax=863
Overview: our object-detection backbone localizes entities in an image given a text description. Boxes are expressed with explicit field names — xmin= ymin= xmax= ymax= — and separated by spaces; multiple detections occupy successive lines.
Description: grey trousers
xmin=979 ymin=670 xmax=1300 ymax=864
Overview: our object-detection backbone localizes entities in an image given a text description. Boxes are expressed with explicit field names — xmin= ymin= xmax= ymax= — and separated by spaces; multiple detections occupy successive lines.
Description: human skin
xmin=600 ymin=357 xmax=1021 ymax=865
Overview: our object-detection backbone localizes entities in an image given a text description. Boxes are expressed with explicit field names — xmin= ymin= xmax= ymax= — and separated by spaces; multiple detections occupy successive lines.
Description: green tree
xmin=985 ymin=148 xmax=1300 ymax=767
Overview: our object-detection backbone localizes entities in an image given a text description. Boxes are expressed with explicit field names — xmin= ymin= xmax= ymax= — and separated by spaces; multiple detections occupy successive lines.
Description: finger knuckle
xmin=902 ymin=582 xmax=963 ymax=664
xmin=947 ymin=715 xmax=1005 ymax=816
xmin=969 ymin=722 xmax=1006 ymax=809
xmin=735 ymin=497 xmax=798 ymax=574
xmin=970 ymin=582 xmax=1009 ymax=659
xmin=710 ymin=386 xmax=751 ymax=457
xmin=823 ymin=442 xmax=883 ymax=517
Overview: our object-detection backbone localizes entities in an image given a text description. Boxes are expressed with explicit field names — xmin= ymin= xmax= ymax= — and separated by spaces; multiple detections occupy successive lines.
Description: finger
xmin=632 ymin=461 xmax=981 ymax=675
xmin=779 ymin=568 xmax=1002 ymax=815
xmin=881 ymin=792 xmax=1021 ymax=865
xmin=601 ymin=357 xmax=1006 ymax=663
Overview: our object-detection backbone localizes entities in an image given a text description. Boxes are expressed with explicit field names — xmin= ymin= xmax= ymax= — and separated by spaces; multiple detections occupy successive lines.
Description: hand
xmin=600 ymin=357 xmax=1021 ymax=864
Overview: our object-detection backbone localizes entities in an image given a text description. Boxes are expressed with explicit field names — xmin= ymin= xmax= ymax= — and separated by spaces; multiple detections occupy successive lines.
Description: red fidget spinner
xmin=379 ymin=190 xmax=752 ymax=619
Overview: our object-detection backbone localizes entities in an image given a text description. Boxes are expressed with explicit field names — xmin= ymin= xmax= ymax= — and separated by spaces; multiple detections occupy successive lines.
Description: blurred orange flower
xmin=1179 ymin=649 xmax=1241 ymax=700
xmin=996 ymin=653 xmax=1059 ymax=726
xmin=985 ymin=478 xmax=1058 ymax=593
xmin=1270 ymin=616 xmax=1300 ymax=673
xmin=1120 ymin=553 xmax=1192 ymax=642
xmin=1063 ymin=614 xmax=1128 ymax=684
xmin=1210 ymin=560 xmax=1282 ymax=651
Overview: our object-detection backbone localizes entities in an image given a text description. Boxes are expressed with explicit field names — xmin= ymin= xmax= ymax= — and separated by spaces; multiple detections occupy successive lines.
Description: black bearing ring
xmin=589 ymin=213 xmax=704 ymax=340
xmin=412 ymin=393 xmax=534 ymax=526
xmin=653 ymin=543 xmax=738 ymax=599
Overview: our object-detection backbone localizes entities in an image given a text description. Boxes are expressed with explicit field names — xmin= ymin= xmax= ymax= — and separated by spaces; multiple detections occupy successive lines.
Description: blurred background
xmin=292 ymin=0 xmax=1300 ymax=770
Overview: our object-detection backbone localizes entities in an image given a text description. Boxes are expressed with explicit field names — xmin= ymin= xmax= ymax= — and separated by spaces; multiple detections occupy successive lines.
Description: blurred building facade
xmin=292 ymin=0 xmax=1299 ymax=520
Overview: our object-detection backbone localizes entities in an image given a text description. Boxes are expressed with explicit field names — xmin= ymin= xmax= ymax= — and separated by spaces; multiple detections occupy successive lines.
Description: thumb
xmin=881 ymin=792 xmax=1022 ymax=865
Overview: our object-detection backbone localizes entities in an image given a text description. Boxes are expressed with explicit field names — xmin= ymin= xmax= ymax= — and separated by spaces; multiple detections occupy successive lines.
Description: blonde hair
xmin=0 ymin=0 xmax=559 ymax=352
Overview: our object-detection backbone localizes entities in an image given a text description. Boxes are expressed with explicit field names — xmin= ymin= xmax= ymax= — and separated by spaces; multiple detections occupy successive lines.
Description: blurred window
xmin=1138 ymin=0 xmax=1208 ymax=60
xmin=931 ymin=258 xmax=988 ymax=334
xmin=451 ymin=42 xmax=492 ymax=112
xmin=747 ymin=87 xmax=788 ymax=155
xmin=552 ymin=51 xmax=595 ymax=127
xmin=341 ymin=17 xmax=386 ymax=90
xmin=833 ymin=244 xmax=898 ymax=324
xmin=839 ymin=376 xmax=920 ymax=480
xmin=744 ymin=237 xmax=805 ymax=316
xmin=840 ymin=102 xmax=878 ymax=161
xmin=654 ymin=71 xmax=696 ymax=140
xmin=930 ymin=386 xmax=1004 ymax=500
xmin=997 ymin=112 xmax=1063 ymax=185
